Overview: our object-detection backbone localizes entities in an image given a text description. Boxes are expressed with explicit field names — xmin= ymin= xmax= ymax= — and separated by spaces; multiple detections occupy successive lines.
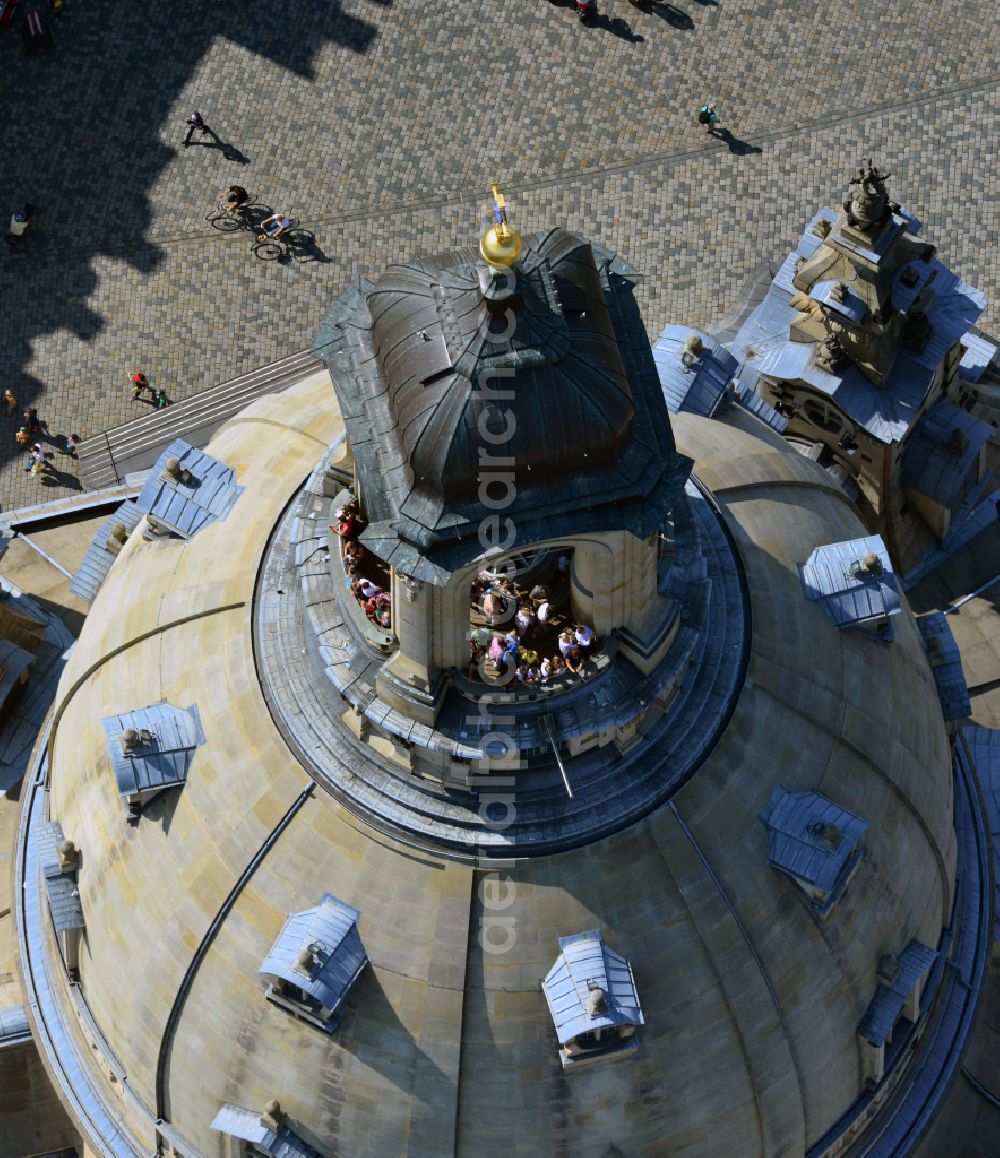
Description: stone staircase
xmin=77 ymin=349 xmax=323 ymax=490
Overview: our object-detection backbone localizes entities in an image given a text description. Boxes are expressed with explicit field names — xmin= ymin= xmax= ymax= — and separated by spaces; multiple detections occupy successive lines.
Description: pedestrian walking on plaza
xmin=23 ymin=408 xmax=39 ymax=435
xmin=15 ymin=425 xmax=30 ymax=448
xmin=25 ymin=442 xmax=48 ymax=475
xmin=3 ymin=389 xmax=17 ymax=415
xmin=130 ymin=371 xmax=151 ymax=402
xmin=698 ymin=105 xmax=725 ymax=138
xmin=155 ymin=389 xmax=170 ymax=410
xmin=183 ymin=110 xmax=212 ymax=147
xmin=63 ymin=433 xmax=82 ymax=457
xmin=6 ymin=204 xmax=35 ymax=252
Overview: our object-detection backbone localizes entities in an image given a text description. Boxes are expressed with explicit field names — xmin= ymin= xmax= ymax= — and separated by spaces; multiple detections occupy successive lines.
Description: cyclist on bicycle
xmin=220 ymin=185 xmax=249 ymax=214
xmin=259 ymin=212 xmax=291 ymax=240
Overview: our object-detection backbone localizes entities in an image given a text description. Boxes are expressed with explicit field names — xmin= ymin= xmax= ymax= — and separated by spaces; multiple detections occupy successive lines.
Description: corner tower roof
xmin=314 ymin=228 xmax=691 ymax=583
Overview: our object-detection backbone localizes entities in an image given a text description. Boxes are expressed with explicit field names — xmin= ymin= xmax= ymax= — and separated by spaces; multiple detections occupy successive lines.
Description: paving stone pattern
xmin=0 ymin=0 xmax=997 ymax=508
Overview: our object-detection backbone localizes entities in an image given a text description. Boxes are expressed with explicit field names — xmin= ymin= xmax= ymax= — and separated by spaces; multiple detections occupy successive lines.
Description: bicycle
xmin=204 ymin=194 xmax=262 ymax=233
xmin=252 ymin=217 xmax=299 ymax=261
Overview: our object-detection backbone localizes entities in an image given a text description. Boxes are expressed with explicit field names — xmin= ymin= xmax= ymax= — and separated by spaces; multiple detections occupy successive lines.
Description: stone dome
xmin=19 ymin=365 xmax=964 ymax=1157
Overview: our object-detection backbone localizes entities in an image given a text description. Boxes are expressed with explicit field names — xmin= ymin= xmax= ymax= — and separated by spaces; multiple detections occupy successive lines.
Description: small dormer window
xmin=101 ymin=704 xmax=204 ymax=823
xmin=260 ymin=894 xmax=368 ymax=1033
xmin=38 ymin=822 xmax=85 ymax=977
xmin=134 ymin=438 xmax=244 ymax=539
xmin=857 ymin=940 xmax=937 ymax=1089
xmin=759 ymin=788 xmax=868 ymax=916
xmin=210 ymin=1101 xmax=320 ymax=1158
xmin=541 ymin=930 xmax=643 ymax=1069
xmin=799 ymin=535 xmax=900 ymax=638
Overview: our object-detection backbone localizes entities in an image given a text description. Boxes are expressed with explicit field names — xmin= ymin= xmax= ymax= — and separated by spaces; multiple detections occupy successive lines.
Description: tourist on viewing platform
xmin=358 ymin=578 xmax=380 ymax=601
xmin=574 ymin=623 xmax=595 ymax=652
xmin=488 ymin=633 xmax=505 ymax=669
xmin=515 ymin=604 xmax=536 ymax=637
xmin=335 ymin=509 xmax=358 ymax=540
xmin=558 ymin=630 xmax=578 ymax=659
xmin=564 ymin=647 xmax=585 ymax=674
xmin=483 ymin=587 xmax=505 ymax=624
xmin=344 ymin=539 xmax=364 ymax=567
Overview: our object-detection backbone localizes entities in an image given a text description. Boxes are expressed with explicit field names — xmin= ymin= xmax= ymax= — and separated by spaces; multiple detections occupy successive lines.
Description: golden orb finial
xmin=479 ymin=182 xmax=522 ymax=270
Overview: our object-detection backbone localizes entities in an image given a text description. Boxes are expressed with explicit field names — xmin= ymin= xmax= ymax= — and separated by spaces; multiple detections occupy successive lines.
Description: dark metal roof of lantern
xmin=314 ymin=227 xmax=692 ymax=584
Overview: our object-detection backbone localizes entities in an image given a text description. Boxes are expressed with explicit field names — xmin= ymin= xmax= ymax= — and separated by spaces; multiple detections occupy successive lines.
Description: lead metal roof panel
xmin=759 ymin=788 xmax=868 ymax=900
xmin=211 ymin=1105 xmax=322 ymax=1155
xmin=857 ymin=940 xmax=937 ymax=1046
xmin=272 ymin=1128 xmax=322 ymax=1158
xmin=959 ymin=331 xmax=997 ymax=383
xmin=69 ymin=500 xmax=144 ymax=604
xmin=37 ymin=821 xmax=85 ymax=933
xmin=100 ymin=703 xmax=204 ymax=806
xmin=542 ymin=929 xmax=643 ymax=1046
xmin=0 ymin=637 xmax=34 ymax=705
xmin=135 ymin=439 xmax=243 ymax=538
xmin=917 ymin=612 xmax=970 ymax=721
xmin=799 ymin=535 xmax=900 ymax=627
xmin=211 ymin=1104 xmax=275 ymax=1146
xmin=260 ymin=893 xmax=368 ymax=1014
xmin=652 ymin=325 xmax=737 ymax=418
xmin=0 ymin=1004 xmax=30 ymax=1045
xmin=733 ymin=378 xmax=789 ymax=432
xmin=902 ymin=399 xmax=992 ymax=512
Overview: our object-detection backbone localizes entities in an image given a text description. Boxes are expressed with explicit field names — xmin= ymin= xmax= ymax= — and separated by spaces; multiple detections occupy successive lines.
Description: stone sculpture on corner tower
xmin=843 ymin=160 xmax=898 ymax=237
xmin=727 ymin=160 xmax=995 ymax=579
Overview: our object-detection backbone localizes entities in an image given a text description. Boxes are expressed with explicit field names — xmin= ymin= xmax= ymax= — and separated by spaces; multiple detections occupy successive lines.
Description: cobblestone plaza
xmin=0 ymin=0 xmax=997 ymax=508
